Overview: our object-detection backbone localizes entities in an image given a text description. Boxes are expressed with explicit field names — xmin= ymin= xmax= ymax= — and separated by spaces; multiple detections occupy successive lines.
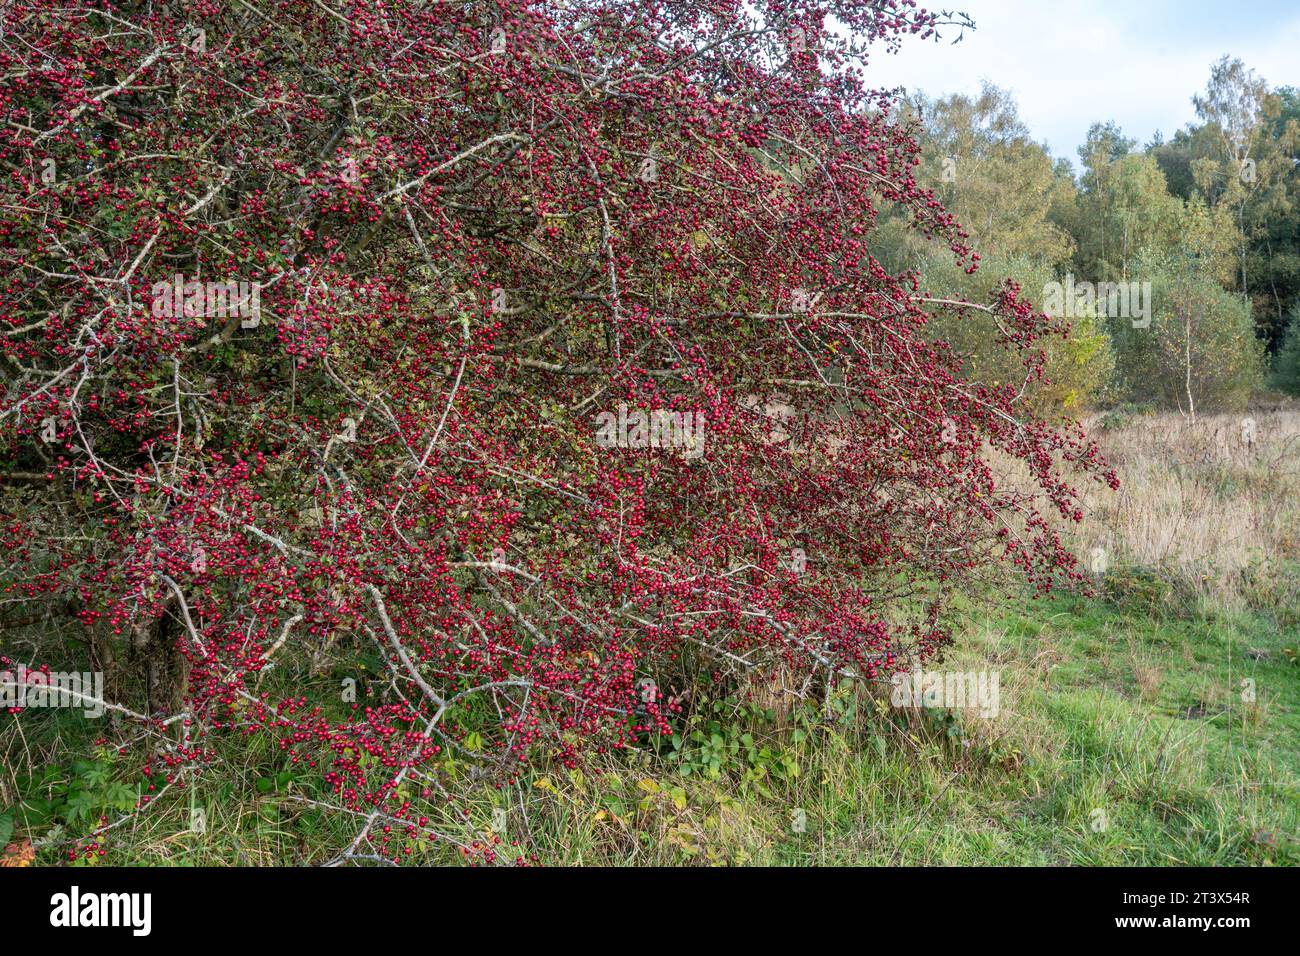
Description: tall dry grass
xmin=1070 ymin=408 xmax=1300 ymax=609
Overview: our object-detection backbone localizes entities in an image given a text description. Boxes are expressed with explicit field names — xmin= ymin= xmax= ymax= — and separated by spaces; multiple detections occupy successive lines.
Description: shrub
xmin=1108 ymin=254 xmax=1266 ymax=413
xmin=920 ymin=253 xmax=1117 ymax=415
xmin=0 ymin=0 xmax=1114 ymax=862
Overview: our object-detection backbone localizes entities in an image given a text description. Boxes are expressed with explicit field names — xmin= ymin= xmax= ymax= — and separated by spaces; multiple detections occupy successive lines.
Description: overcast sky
xmin=870 ymin=0 xmax=1300 ymax=169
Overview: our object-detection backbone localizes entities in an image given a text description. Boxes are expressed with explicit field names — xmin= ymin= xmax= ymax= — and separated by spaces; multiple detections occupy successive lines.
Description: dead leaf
xmin=0 ymin=840 xmax=34 ymax=867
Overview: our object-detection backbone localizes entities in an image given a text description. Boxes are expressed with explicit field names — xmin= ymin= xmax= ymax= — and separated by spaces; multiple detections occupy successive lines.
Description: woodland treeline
xmin=883 ymin=56 xmax=1300 ymax=416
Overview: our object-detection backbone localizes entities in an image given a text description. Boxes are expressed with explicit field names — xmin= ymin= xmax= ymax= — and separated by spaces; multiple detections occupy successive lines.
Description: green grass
xmin=4 ymin=590 xmax=1297 ymax=866
xmin=745 ymin=593 xmax=1299 ymax=866
xmin=501 ymin=591 xmax=1298 ymax=866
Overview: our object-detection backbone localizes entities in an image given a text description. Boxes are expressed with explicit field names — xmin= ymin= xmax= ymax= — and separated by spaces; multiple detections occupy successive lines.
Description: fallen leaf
xmin=0 ymin=840 xmax=34 ymax=867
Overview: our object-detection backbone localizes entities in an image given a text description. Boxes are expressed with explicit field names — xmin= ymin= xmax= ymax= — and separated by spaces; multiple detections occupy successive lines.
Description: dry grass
xmin=1067 ymin=408 xmax=1300 ymax=608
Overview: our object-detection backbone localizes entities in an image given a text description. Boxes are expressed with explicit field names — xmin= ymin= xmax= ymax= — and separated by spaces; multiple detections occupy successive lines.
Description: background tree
xmin=1067 ymin=121 xmax=1138 ymax=281
xmin=1110 ymin=253 xmax=1265 ymax=414
xmin=909 ymin=82 xmax=1075 ymax=265
xmin=921 ymin=252 xmax=1115 ymax=415
xmin=1272 ymin=303 xmax=1300 ymax=396
xmin=1157 ymin=58 xmax=1300 ymax=349
xmin=872 ymin=87 xmax=1112 ymax=416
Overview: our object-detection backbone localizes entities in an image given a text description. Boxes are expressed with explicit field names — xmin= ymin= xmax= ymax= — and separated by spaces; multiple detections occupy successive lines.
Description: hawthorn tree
xmin=0 ymin=0 xmax=1115 ymax=863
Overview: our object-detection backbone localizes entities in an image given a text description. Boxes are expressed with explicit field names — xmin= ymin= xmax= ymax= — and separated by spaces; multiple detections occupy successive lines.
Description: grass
xmin=492 ymin=590 xmax=1297 ymax=866
xmin=1071 ymin=408 xmax=1300 ymax=613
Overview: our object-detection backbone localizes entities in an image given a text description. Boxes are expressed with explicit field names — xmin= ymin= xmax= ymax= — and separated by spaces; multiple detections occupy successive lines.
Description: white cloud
xmin=873 ymin=0 xmax=1300 ymax=168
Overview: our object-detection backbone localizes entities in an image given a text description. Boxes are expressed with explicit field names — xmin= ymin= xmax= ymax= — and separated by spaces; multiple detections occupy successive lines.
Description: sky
xmin=871 ymin=0 xmax=1300 ymax=170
